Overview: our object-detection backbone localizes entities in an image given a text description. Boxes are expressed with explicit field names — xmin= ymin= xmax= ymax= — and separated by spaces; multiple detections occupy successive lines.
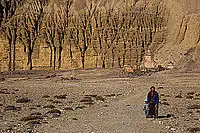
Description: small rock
xmin=186 ymin=111 xmax=193 ymax=114
xmin=162 ymin=102 xmax=170 ymax=106
xmin=75 ymin=106 xmax=86 ymax=110
xmin=61 ymin=77 xmax=70 ymax=80
xmin=84 ymin=102 xmax=94 ymax=105
xmin=43 ymin=105 xmax=55 ymax=109
xmin=72 ymin=118 xmax=78 ymax=121
xmin=30 ymin=112 xmax=43 ymax=116
xmin=162 ymin=99 xmax=167 ymax=101
xmin=167 ymin=114 xmax=175 ymax=118
xmin=103 ymin=105 xmax=108 ymax=107
xmin=45 ymin=109 xmax=61 ymax=118
xmin=16 ymin=97 xmax=31 ymax=103
xmin=187 ymin=92 xmax=195 ymax=95
xmin=45 ymin=74 xmax=56 ymax=78
xmin=0 ymin=90 xmax=10 ymax=94
xmin=42 ymin=95 xmax=50 ymax=98
xmin=186 ymin=95 xmax=193 ymax=99
xmin=95 ymin=96 xmax=105 ymax=102
xmin=29 ymin=107 xmax=36 ymax=110
xmin=51 ymin=100 xmax=62 ymax=104
xmin=20 ymin=115 xmax=44 ymax=121
xmin=187 ymin=104 xmax=200 ymax=109
xmin=104 ymin=94 xmax=115 ymax=97
xmin=0 ymin=78 xmax=5 ymax=82
xmin=175 ymin=94 xmax=182 ymax=98
xmin=5 ymin=127 xmax=13 ymax=132
xmin=166 ymin=126 xmax=171 ymax=129
xmin=170 ymin=128 xmax=176 ymax=131
xmin=187 ymin=127 xmax=200 ymax=132
xmin=160 ymin=94 xmax=165 ymax=97
xmin=54 ymin=94 xmax=67 ymax=99
xmin=26 ymin=120 xmax=41 ymax=126
xmin=4 ymin=105 xmax=21 ymax=111
xmin=63 ymin=107 xmax=73 ymax=111
xmin=158 ymin=87 xmax=164 ymax=89
xmin=36 ymin=105 xmax=41 ymax=107
xmin=80 ymin=97 xmax=93 ymax=103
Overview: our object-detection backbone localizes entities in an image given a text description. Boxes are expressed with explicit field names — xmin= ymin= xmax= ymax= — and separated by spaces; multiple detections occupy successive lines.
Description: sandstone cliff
xmin=0 ymin=0 xmax=200 ymax=72
xmin=154 ymin=0 xmax=200 ymax=72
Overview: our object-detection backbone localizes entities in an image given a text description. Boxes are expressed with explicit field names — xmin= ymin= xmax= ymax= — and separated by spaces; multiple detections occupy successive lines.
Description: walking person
xmin=146 ymin=86 xmax=159 ymax=118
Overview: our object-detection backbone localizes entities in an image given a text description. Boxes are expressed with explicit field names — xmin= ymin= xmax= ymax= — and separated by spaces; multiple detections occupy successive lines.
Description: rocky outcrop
xmin=154 ymin=0 xmax=200 ymax=71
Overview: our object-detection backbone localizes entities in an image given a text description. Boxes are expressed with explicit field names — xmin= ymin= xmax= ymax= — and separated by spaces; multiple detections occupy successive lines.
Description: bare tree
xmin=43 ymin=0 xmax=72 ymax=70
xmin=0 ymin=1 xmax=3 ymax=27
xmin=1 ymin=0 xmax=25 ymax=71
xmin=43 ymin=1 xmax=59 ymax=70
xmin=74 ymin=0 xmax=100 ymax=69
xmin=19 ymin=0 xmax=44 ymax=70
xmin=57 ymin=0 xmax=72 ymax=69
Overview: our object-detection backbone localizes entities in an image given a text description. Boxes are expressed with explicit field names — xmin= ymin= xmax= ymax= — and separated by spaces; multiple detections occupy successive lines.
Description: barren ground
xmin=0 ymin=69 xmax=200 ymax=133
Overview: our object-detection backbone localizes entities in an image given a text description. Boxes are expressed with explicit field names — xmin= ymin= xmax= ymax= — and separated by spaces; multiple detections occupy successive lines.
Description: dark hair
xmin=150 ymin=86 xmax=155 ymax=90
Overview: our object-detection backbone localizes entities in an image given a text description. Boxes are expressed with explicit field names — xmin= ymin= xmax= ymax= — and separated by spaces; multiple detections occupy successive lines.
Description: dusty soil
xmin=0 ymin=69 xmax=200 ymax=133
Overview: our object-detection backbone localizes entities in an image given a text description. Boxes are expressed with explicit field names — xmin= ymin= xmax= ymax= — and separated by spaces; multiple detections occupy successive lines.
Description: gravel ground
xmin=0 ymin=69 xmax=200 ymax=133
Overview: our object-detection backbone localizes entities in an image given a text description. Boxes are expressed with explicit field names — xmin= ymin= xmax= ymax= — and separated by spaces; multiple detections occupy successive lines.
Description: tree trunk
xmin=28 ymin=48 xmax=33 ymax=70
xmin=122 ymin=40 xmax=127 ymax=66
xmin=81 ymin=53 xmax=85 ymax=69
xmin=12 ymin=40 xmax=16 ymax=71
xmin=69 ymin=41 xmax=73 ymax=67
xmin=49 ymin=46 xmax=53 ymax=68
xmin=12 ymin=30 xmax=17 ymax=71
xmin=58 ymin=45 xmax=62 ymax=70
xmin=95 ymin=55 xmax=98 ymax=68
xmin=112 ymin=48 xmax=115 ymax=68
xmin=29 ymin=57 xmax=33 ymax=70
xmin=102 ymin=56 xmax=105 ymax=68
xmin=140 ymin=40 xmax=145 ymax=63
xmin=53 ymin=46 xmax=56 ymax=70
xmin=118 ymin=57 xmax=121 ymax=68
xmin=135 ymin=38 xmax=139 ymax=69
xmin=8 ymin=39 xmax=12 ymax=71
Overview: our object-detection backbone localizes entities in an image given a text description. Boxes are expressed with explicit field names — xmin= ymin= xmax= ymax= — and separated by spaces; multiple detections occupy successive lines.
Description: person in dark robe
xmin=147 ymin=86 xmax=159 ymax=118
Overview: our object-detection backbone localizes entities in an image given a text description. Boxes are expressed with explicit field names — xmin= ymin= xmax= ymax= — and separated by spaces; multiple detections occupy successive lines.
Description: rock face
xmin=154 ymin=0 xmax=200 ymax=71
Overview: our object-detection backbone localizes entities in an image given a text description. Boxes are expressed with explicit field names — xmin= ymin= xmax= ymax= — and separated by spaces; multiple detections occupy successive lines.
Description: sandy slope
xmin=0 ymin=69 xmax=200 ymax=133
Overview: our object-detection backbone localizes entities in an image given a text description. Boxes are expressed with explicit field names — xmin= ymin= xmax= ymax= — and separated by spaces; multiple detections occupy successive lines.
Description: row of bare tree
xmin=0 ymin=0 xmax=168 ymax=71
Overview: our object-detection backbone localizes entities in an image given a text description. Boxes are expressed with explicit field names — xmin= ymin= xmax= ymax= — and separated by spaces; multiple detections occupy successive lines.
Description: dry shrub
xmin=16 ymin=97 xmax=31 ymax=103
xmin=43 ymin=105 xmax=55 ymax=109
xmin=54 ymin=94 xmax=67 ymax=99
xmin=4 ymin=105 xmax=21 ymax=111
xmin=45 ymin=109 xmax=61 ymax=118
xmin=20 ymin=115 xmax=44 ymax=121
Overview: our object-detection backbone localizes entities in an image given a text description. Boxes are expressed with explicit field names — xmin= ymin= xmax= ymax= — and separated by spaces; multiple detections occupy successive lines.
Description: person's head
xmin=145 ymin=100 xmax=148 ymax=103
xmin=150 ymin=86 xmax=155 ymax=92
